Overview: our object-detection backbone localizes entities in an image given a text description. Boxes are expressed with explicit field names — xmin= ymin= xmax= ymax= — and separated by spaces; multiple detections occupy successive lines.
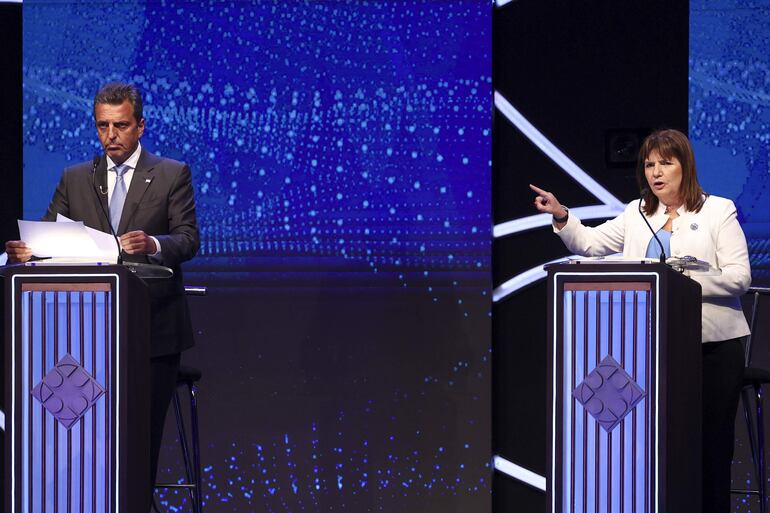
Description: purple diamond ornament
xmin=573 ymin=355 xmax=645 ymax=432
xmin=31 ymin=354 xmax=105 ymax=429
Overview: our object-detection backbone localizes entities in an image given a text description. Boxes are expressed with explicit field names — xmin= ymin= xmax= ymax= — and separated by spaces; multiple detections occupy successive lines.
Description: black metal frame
xmin=731 ymin=286 xmax=770 ymax=513
xmin=153 ymin=285 xmax=205 ymax=513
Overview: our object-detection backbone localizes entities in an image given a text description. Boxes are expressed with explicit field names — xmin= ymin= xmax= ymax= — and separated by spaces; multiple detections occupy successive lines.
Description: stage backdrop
xmin=491 ymin=0 xmax=769 ymax=511
xmin=690 ymin=1 xmax=770 ymax=510
xmin=689 ymin=0 xmax=770 ymax=286
xmin=22 ymin=2 xmax=491 ymax=512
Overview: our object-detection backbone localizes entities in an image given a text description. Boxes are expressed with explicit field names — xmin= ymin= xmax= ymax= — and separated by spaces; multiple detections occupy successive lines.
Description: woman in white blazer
xmin=531 ymin=128 xmax=750 ymax=513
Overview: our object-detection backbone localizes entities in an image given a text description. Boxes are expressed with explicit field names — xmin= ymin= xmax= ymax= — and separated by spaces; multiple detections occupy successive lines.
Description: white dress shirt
xmin=554 ymin=195 xmax=751 ymax=342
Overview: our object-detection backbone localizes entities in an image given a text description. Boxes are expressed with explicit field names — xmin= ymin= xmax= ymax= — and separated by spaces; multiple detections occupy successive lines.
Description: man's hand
xmin=5 ymin=240 xmax=33 ymax=263
xmin=119 ymin=231 xmax=157 ymax=255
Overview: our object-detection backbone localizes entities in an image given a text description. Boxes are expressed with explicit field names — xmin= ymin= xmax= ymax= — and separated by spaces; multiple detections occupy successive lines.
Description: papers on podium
xmin=17 ymin=214 xmax=120 ymax=264
xmin=565 ymin=254 xmax=721 ymax=276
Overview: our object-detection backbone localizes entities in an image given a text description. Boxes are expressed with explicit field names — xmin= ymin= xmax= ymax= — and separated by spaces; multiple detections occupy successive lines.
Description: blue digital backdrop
xmin=690 ymin=0 xmax=770 ymax=286
xmin=690 ymin=3 xmax=770 ymax=509
xmin=23 ymin=1 xmax=491 ymax=512
xmin=23 ymin=1 xmax=490 ymax=282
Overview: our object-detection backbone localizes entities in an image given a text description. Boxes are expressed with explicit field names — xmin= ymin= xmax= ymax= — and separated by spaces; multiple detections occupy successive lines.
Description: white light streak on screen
xmin=493 ymin=454 xmax=547 ymax=491
xmin=493 ymin=205 xmax=625 ymax=238
xmin=492 ymin=256 xmax=578 ymax=302
xmin=493 ymin=91 xmax=625 ymax=212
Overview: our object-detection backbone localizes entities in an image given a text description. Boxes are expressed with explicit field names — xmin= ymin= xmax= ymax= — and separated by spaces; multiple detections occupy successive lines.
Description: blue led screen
xmin=690 ymin=0 xmax=770 ymax=286
xmin=690 ymin=3 xmax=770 ymax=506
xmin=23 ymin=1 xmax=491 ymax=511
xmin=23 ymin=1 xmax=490 ymax=281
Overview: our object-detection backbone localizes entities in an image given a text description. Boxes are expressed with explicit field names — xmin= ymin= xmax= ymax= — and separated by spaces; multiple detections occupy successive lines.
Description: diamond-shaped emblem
xmin=573 ymin=355 xmax=645 ymax=432
xmin=31 ymin=354 xmax=105 ymax=429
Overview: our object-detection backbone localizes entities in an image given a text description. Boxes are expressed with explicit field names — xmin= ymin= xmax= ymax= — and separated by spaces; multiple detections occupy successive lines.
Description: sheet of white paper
xmin=18 ymin=220 xmax=99 ymax=258
xmin=18 ymin=218 xmax=117 ymax=263
xmin=57 ymin=213 xmax=121 ymax=258
xmin=567 ymin=255 xmax=659 ymax=263
xmin=85 ymin=226 xmax=121 ymax=256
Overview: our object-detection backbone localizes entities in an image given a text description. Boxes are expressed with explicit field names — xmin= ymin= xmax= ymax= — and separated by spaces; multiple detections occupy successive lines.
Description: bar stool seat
xmin=743 ymin=367 xmax=770 ymax=386
xmin=178 ymin=365 xmax=202 ymax=385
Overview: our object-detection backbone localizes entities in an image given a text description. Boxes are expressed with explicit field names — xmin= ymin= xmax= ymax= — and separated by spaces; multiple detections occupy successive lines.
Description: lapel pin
xmin=145 ymin=178 xmax=152 ymax=183
xmin=690 ymin=223 xmax=698 ymax=231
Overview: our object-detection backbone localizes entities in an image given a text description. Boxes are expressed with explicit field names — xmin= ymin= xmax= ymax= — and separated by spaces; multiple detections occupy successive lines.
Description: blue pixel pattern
xmin=23 ymin=0 xmax=491 ymax=280
xmin=690 ymin=0 xmax=770 ymax=285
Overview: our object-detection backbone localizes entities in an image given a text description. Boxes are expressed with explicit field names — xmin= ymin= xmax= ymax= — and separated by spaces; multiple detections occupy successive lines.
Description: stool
xmin=154 ymin=285 xmax=206 ymax=512
xmin=731 ymin=287 xmax=770 ymax=513
xmin=155 ymin=365 xmax=203 ymax=513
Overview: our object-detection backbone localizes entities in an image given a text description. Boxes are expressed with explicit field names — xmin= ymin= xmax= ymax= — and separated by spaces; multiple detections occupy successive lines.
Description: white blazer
xmin=555 ymin=195 xmax=751 ymax=342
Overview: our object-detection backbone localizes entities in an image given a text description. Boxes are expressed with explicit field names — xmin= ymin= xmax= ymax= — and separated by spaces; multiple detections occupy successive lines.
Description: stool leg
xmin=743 ymin=387 xmax=761 ymax=493
xmin=172 ymin=390 xmax=196 ymax=507
xmin=732 ymin=387 xmax=760 ymax=497
xmin=741 ymin=386 xmax=761 ymax=493
xmin=757 ymin=385 xmax=767 ymax=513
xmin=190 ymin=383 xmax=202 ymax=513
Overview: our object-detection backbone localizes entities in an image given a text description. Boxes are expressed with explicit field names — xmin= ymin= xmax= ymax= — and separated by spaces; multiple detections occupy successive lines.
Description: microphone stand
xmin=638 ymin=190 xmax=666 ymax=264
xmin=90 ymin=155 xmax=123 ymax=265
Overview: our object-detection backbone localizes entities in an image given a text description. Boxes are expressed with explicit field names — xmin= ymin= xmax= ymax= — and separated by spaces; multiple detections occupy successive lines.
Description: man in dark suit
xmin=5 ymin=82 xmax=199 ymax=500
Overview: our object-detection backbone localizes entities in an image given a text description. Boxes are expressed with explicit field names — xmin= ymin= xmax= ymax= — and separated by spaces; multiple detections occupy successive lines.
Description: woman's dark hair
xmin=636 ymin=128 xmax=706 ymax=216
xmin=93 ymin=82 xmax=143 ymax=123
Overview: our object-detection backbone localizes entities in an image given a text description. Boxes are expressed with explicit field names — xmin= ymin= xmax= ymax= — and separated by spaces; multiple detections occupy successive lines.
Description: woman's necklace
xmin=664 ymin=205 xmax=681 ymax=216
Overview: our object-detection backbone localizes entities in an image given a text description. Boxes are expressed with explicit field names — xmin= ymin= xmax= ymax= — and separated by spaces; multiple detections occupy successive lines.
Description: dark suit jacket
xmin=42 ymin=149 xmax=200 ymax=356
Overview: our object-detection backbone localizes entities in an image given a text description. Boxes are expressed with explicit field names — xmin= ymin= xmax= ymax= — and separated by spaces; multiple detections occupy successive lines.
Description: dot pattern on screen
xmin=23 ymin=2 xmax=492 ymax=511
xmin=23 ymin=1 xmax=492 ymax=283
xmin=689 ymin=0 xmax=770 ymax=284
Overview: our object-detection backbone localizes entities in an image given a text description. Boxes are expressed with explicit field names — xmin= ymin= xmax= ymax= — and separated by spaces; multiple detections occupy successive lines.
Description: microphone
xmin=91 ymin=155 xmax=108 ymax=194
xmin=638 ymin=189 xmax=666 ymax=264
xmin=90 ymin=155 xmax=123 ymax=265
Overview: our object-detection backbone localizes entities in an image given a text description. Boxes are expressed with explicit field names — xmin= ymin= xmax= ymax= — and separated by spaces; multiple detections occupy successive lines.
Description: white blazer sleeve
xmin=553 ymin=206 xmax=627 ymax=257
xmin=690 ymin=200 xmax=751 ymax=297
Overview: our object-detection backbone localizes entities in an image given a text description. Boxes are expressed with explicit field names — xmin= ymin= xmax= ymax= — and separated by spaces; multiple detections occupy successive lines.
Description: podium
xmin=546 ymin=262 xmax=702 ymax=513
xmin=1 ymin=264 xmax=150 ymax=513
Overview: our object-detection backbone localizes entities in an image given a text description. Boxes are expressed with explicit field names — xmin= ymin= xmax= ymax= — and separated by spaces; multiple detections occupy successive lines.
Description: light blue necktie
xmin=109 ymin=164 xmax=129 ymax=233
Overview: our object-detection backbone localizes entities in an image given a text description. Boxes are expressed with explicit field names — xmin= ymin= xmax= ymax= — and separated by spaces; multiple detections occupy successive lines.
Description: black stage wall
xmin=492 ymin=1 xmax=689 ymax=511
xmin=0 ymin=2 xmax=21 ymax=503
xmin=0 ymin=2 xmax=22 ymax=243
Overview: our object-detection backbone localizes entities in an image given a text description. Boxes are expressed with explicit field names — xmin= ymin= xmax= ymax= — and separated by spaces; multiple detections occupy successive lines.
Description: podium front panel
xmin=550 ymin=271 xmax=660 ymax=513
xmin=8 ymin=274 xmax=120 ymax=513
